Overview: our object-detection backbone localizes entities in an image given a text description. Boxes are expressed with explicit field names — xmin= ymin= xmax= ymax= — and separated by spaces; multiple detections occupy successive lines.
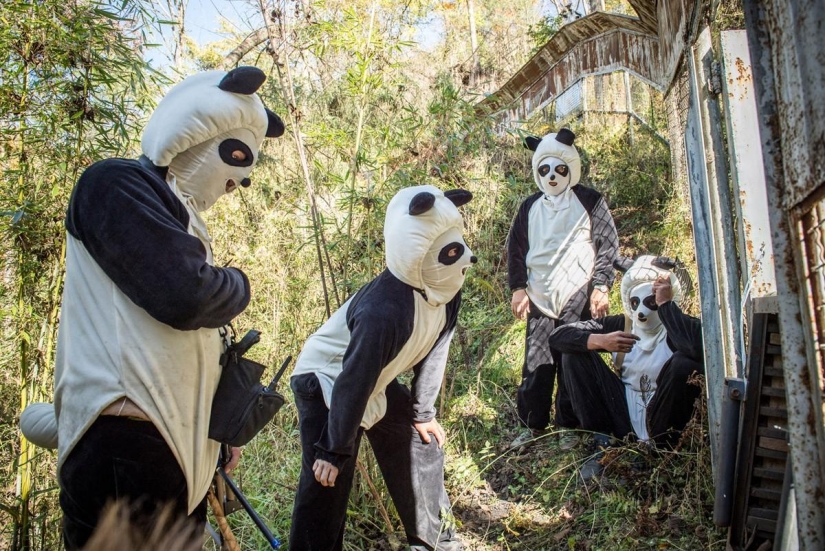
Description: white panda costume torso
xmin=291 ymin=185 xmax=475 ymax=459
xmin=52 ymin=67 xmax=283 ymax=512
xmin=508 ymin=129 xmax=618 ymax=319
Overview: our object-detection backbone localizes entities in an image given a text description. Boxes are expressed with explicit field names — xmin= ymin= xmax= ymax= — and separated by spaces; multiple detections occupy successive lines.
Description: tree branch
xmin=221 ymin=27 xmax=269 ymax=69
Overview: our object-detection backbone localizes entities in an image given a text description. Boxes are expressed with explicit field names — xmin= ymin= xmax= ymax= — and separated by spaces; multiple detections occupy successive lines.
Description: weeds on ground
xmin=440 ymin=360 xmax=724 ymax=551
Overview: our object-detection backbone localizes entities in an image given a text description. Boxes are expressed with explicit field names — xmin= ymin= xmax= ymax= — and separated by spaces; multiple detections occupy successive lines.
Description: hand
xmin=511 ymin=289 xmax=530 ymax=320
xmin=590 ymin=287 xmax=609 ymax=318
xmin=313 ymin=459 xmax=339 ymax=487
xmin=588 ymin=331 xmax=640 ymax=353
xmin=652 ymin=275 xmax=673 ymax=305
xmin=414 ymin=418 xmax=446 ymax=448
xmin=223 ymin=446 xmax=241 ymax=473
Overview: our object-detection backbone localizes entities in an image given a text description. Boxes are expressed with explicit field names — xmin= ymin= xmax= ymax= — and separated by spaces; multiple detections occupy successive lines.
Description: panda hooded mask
xmin=384 ymin=185 xmax=475 ymax=307
xmin=527 ymin=128 xmax=582 ymax=204
xmin=142 ymin=67 xmax=284 ymax=212
xmin=620 ymin=255 xmax=684 ymax=352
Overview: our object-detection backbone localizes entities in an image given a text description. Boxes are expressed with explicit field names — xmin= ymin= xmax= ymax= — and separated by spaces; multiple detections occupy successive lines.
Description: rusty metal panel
xmin=743 ymin=0 xmax=825 ymax=548
xmin=691 ymin=28 xmax=744 ymax=383
xmin=476 ymin=12 xmax=662 ymax=117
xmin=765 ymin=0 xmax=825 ymax=209
xmin=720 ymin=30 xmax=776 ymax=299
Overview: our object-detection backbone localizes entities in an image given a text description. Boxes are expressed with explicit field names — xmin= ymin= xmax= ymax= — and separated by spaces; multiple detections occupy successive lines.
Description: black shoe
xmin=579 ymin=433 xmax=613 ymax=481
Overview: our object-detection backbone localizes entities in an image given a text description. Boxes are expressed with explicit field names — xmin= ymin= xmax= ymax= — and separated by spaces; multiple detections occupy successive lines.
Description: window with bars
xmin=798 ymin=198 xmax=825 ymax=385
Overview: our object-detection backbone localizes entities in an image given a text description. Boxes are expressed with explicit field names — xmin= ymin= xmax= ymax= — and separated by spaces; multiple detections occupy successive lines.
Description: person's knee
xmin=561 ymin=352 xmax=601 ymax=381
xmin=666 ymin=355 xmax=703 ymax=384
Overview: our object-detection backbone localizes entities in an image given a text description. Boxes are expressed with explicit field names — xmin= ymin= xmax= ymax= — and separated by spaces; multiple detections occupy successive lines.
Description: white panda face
xmin=168 ymin=129 xmax=258 ymax=212
xmin=219 ymin=138 xmax=254 ymax=193
xmin=537 ymin=156 xmax=572 ymax=197
xmin=629 ymin=282 xmax=662 ymax=331
xmin=421 ymin=227 xmax=477 ymax=303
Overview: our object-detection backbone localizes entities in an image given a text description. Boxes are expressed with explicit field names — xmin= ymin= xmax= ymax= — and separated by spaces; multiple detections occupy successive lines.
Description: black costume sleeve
xmin=548 ymin=315 xmax=626 ymax=353
xmin=658 ymin=301 xmax=704 ymax=362
xmin=66 ymin=159 xmax=249 ymax=330
xmin=410 ymin=292 xmax=461 ymax=423
xmin=314 ymin=282 xmax=412 ymax=466
xmin=507 ymin=193 xmax=541 ymax=291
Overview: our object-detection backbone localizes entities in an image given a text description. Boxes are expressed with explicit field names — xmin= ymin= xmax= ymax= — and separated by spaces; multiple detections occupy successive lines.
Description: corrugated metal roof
xmin=476 ymin=12 xmax=659 ymax=117
xmin=476 ymin=1 xmax=700 ymax=120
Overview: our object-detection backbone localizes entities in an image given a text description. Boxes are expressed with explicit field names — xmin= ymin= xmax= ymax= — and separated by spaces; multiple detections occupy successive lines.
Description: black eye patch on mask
xmin=555 ymin=164 xmax=569 ymax=177
xmin=632 ymin=295 xmax=658 ymax=311
xmin=219 ymin=139 xmax=254 ymax=167
xmin=438 ymin=242 xmax=465 ymax=265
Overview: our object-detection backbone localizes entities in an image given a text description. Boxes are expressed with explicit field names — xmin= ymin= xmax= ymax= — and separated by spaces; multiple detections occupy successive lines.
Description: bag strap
xmin=220 ymin=329 xmax=260 ymax=367
xmin=233 ymin=330 xmax=261 ymax=356
xmin=267 ymin=355 xmax=293 ymax=391
xmin=613 ymin=315 xmax=632 ymax=375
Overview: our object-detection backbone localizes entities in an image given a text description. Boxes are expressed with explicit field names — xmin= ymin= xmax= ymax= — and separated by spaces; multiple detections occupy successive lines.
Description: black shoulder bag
xmin=208 ymin=329 xmax=291 ymax=447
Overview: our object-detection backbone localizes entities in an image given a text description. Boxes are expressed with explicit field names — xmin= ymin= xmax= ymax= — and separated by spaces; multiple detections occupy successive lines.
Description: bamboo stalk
xmin=342 ymin=3 xmax=377 ymax=289
xmin=207 ymin=490 xmax=241 ymax=551
xmin=256 ymin=0 xmax=339 ymax=315
xmin=13 ymin=44 xmax=33 ymax=551
xmin=356 ymin=459 xmax=394 ymax=535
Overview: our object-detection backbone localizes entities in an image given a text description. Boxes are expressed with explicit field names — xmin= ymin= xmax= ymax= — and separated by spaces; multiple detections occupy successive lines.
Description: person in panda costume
xmin=547 ymin=256 xmax=704 ymax=479
xmin=22 ymin=67 xmax=285 ymax=549
xmin=508 ymin=128 xmax=619 ymax=443
xmin=289 ymin=185 xmax=475 ymax=551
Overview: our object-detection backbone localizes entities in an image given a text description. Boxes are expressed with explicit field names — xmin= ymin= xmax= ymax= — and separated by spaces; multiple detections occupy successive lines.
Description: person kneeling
xmin=548 ymin=256 xmax=704 ymax=480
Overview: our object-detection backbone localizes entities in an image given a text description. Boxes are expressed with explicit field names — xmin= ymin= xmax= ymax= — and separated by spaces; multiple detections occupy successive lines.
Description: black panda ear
xmin=555 ymin=128 xmax=575 ymax=146
xmin=265 ymin=108 xmax=285 ymax=137
xmin=651 ymin=256 xmax=677 ymax=271
xmin=444 ymin=189 xmax=473 ymax=207
xmin=219 ymin=66 xmax=266 ymax=95
xmin=409 ymin=192 xmax=435 ymax=215
xmin=613 ymin=257 xmax=634 ymax=273
xmin=524 ymin=135 xmax=542 ymax=151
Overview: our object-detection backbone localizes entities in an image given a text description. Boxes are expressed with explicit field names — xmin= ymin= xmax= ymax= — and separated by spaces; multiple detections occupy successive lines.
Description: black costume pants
xmin=516 ymin=294 xmax=587 ymax=430
xmin=561 ymin=350 xmax=704 ymax=443
xmin=289 ymin=374 xmax=461 ymax=551
xmin=59 ymin=416 xmax=207 ymax=550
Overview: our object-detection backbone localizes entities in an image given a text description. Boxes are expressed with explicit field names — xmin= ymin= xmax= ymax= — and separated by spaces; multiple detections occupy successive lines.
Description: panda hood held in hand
xmin=620 ymin=255 xmax=685 ymax=352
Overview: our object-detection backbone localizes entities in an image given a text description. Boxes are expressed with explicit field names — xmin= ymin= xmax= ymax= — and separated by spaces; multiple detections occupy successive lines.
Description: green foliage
xmin=527 ymin=13 xmax=563 ymax=52
xmin=0 ymin=1 xmax=714 ymax=549
xmin=0 ymin=1 xmax=165 ymax=548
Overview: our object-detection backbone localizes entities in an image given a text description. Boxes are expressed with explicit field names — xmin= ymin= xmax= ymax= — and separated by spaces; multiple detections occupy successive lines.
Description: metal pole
xmin=743 ymin=1 xmax=825 ymax=548
xmin=713 ymin=378 xmax=745 ymax=526
xmin=219 ymin=469 xmax=281 ymax=549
